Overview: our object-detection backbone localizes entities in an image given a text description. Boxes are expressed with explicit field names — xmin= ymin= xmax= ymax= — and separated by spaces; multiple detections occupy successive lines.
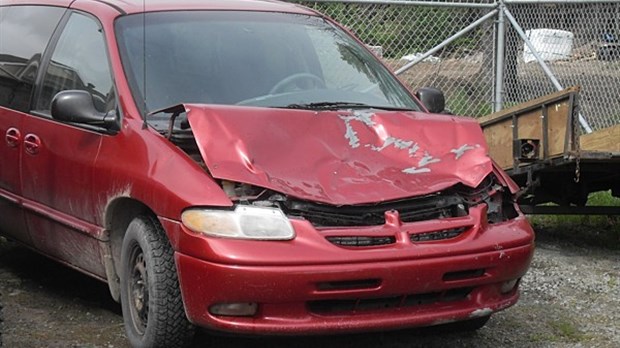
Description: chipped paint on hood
xmin=185 ymin=104 xmax=493 ymax=205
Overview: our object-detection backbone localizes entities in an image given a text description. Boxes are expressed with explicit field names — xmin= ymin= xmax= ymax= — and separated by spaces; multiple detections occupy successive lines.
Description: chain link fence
xmin=507 ymin=1 xmax=620 ymax=131
xmin=289 ymin=0 xmax=620 ymax=132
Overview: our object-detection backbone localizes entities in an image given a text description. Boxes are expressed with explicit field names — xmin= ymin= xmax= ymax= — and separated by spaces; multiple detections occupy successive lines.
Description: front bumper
xmin=164 ymin=205 xmax=534 ymax=335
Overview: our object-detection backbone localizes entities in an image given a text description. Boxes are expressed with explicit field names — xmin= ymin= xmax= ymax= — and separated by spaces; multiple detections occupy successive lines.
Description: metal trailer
xmin=479 ymin=86 xmax=620 ymax=215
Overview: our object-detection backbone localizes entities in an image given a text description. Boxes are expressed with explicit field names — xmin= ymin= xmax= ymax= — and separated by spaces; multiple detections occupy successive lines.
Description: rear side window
xmin=36 ymin=12 xmax=114 ymax=114
xmin=0 ymin=6 xmax=65 ymax=112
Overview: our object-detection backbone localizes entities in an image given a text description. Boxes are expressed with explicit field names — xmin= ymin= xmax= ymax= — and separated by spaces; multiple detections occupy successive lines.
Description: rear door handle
xmin=5 ymin=127 xmax=21 ymax=147
xmin=24 ymin=133 xmax=41 ymax=155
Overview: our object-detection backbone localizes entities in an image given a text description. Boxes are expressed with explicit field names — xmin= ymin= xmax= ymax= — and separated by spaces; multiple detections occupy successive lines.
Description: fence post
xmin=493 ymin=0 xmax=506 ymax=112
xmin=494 ymin=1 xmax=506 ymax=112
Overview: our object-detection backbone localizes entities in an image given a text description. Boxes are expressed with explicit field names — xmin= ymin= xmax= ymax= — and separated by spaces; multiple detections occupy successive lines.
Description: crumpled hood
xmin=185 ymin=104 xmax=493 ymax=205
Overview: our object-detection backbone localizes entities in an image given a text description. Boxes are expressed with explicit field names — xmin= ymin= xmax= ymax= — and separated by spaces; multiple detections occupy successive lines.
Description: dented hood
xmin=185 ymin=104 xmax=493 ymax=205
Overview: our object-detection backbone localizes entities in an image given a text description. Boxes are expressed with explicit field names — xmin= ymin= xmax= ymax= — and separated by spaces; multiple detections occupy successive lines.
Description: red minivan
xmin=0 ymin=1 xmax=535 ymax=347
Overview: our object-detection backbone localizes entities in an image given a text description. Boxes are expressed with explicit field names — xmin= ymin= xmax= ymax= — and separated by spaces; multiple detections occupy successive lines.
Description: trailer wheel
xmin=120 ymin=216 xmax=194 ymax=348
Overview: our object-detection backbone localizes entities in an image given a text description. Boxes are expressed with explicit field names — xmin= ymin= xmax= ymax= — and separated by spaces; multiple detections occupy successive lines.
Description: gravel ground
xmin=0 ymin=226 xmax=618 ymax=348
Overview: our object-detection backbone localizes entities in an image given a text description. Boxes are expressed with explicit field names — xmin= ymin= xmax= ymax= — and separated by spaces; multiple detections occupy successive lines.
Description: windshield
xmin=115 ymin=11 xmax=421 ymax=115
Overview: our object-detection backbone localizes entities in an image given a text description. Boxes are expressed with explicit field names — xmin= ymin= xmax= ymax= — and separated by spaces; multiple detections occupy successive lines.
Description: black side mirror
xmin=415 ymin=87 xmax=446 ymax=114
xmin=51 ymin=90 xmax=118 ymax=131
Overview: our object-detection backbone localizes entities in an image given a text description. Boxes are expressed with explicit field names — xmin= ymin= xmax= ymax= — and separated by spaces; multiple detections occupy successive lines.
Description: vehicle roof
xmin=1 ymin=0 xmax=316 ymax=15
xmin=108 ymin=0 xmax=314 ymax=14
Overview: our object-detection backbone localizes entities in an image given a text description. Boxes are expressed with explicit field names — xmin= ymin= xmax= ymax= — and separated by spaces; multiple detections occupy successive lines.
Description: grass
xmin=529 ymin=190 xmax=620 ymax=250
xmin=528 ymin=316 xmax=589 ymax=343
xmin=447 ymin=87 xmax=522 ymax=117
xmin=548 ymin=318 xmax=587 ymax=342
xmin=447 ymin=87 xmax=493 ymax=117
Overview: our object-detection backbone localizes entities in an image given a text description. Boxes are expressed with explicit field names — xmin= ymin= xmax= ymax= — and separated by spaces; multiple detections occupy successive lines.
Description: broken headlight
xmin=181 ymin=205 xmax=295 ymax=240
xmin=458 ymin=175 xmax=519 ymax=224
xmin=481 ymin=184 xmax=519 ymax=224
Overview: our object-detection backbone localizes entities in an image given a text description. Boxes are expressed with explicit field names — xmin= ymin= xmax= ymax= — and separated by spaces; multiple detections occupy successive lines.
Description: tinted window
xmin=36 ymin=12 xmax=114 ymax=114
xmin=0 ymin=6 xmax=65 ymax=112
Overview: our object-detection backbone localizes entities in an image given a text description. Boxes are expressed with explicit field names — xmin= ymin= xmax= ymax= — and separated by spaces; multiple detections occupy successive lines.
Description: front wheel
xmin=120 ymin=216 xmax=195 ymax=348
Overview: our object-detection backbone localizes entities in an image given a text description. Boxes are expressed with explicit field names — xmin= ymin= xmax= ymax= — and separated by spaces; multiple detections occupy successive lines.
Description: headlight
xmin=181 ymin=205 xmax=295 ymax=240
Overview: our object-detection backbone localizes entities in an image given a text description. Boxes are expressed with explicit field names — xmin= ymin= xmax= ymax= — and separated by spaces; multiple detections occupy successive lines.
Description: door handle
xmin=24 ymin=133 xmax=41 ymax=155
xmin=5 ymin=127 xmax=21 ymax=147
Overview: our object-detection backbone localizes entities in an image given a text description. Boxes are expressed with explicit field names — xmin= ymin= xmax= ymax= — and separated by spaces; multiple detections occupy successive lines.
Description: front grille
xmin=410 ymin=227 xmax=469 ymax=242
xmin=284 ymin=194 xmax=465 ymax=227
xmin=283 ymin=176 xmax=496 ymax=228
xmin=326 ymin=236 xmax=396 ymax=247
xmin=308 ymin=287 xmax=473 ymax=315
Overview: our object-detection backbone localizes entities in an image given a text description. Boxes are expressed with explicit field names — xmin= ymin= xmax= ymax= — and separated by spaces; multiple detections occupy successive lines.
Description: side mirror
xmin=51 ymin=90 xmax=118 ymax=131
xmin=415 ymin=87 xmax=446 ymax=114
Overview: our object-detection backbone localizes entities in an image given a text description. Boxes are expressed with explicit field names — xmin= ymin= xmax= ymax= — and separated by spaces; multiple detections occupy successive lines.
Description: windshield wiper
xmin=279 ymin=102 xmax=413 ymax=111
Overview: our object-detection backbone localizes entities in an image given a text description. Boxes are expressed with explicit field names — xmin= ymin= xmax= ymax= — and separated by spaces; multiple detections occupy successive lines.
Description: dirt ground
xmin=0 ymin=224 xmax=618 ymax=348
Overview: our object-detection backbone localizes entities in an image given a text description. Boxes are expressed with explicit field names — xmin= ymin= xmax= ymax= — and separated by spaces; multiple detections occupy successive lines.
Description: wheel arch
xmin=102 ymin=197 xmax=155 ymax=302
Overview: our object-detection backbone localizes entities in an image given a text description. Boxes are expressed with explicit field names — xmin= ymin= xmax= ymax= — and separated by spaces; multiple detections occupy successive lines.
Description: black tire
xmin=436 ymin=315 xmax=490 ymax=333
xmin=120 ymin=215 xmax=195 ymax=348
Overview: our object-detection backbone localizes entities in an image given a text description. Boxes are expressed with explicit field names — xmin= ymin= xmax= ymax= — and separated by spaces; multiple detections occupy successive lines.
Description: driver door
xmin=20 ymin=11 xmax=115 ymax=278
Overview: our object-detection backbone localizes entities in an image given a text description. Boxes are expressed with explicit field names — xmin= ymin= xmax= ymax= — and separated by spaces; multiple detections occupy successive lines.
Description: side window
xmin=36 ymin=12 xmax=114 ymax=114
xmin=0 ymin=6 xmax=65 ymax=112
